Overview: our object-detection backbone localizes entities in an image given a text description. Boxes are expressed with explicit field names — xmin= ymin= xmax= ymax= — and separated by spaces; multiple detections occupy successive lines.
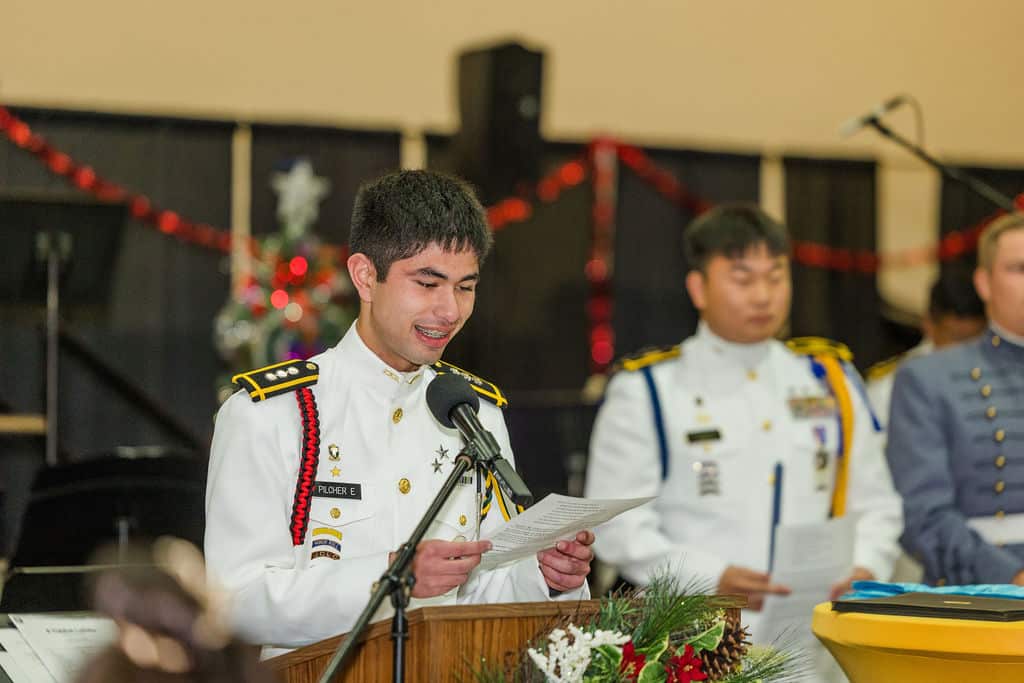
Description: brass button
xmin=306 ymin=362 xmax=317 ymax=370
xmin=458 ymin=514 xmax=468 ymax=527
xmin=392 ymin=408 xmax=403 ymax=424
xmin=987 ymin=406 xmax=998 ymax=420
xmin=992 ymin=335 xmax=1002 ymax=348
xmin=970 ymin=367 xmax=982 ymax=381
xmin=995 ymin=429 xmax=1006 ymax=443
xmin=398 ymin=478 xmax=411 ymax=494
xmin=980 ymin=384 xmax=992 ymax=398
xmin=747 ymin=370 xmax=758 ymax=381
xmin=330 ymin=507 xmax=341 ymax=519
xmin=997 ymin=509 xmax=1006 ymax=519
xmin=995 ymin=455 xmax=1007 ymax=469
xmin=995 ymin=480 xmax=1006 ymax=494
xmin=762 ymin=420 xmax=772 ymax=432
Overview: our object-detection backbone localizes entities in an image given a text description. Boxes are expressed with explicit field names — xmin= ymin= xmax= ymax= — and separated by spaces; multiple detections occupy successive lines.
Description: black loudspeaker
xmin=452 ymin=41 xmax=545 ymax=204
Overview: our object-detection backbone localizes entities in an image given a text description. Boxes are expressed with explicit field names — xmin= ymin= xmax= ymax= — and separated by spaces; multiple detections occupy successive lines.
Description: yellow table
xmin=812 ymin=601 xmax=1024 ymax=681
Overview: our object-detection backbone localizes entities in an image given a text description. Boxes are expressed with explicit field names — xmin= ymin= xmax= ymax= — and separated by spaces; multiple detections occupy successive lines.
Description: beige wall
xmin=4 ymin=0 xmax=1023 ymax=313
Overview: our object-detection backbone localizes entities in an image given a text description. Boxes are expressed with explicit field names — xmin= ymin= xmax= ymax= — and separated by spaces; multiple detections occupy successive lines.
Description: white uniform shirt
xmin=205 ymin=324 xmax=586 ymax=652
xmin=866 ymin=340 xmax=933 ymax=428
xmin=585 ymin=323 xmax=902 ymax=636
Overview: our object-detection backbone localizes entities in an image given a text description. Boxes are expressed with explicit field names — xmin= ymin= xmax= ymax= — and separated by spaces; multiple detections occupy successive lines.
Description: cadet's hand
xmin=395 ymin=540 xmax=491 ymax=599
xmin=829 ymin=567 xmax=875 ymax=600
xmin=717 ymin=565 xmax=791 ymax=611
xmin=537 ymin=530 xmax=595 ymax=592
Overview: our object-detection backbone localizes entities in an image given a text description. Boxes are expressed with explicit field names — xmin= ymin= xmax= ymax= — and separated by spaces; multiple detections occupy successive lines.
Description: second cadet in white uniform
xmin=206 ymin=171 xmax=593 ymax=654
xmin=585 ymin=205 xmax=902 ymax=669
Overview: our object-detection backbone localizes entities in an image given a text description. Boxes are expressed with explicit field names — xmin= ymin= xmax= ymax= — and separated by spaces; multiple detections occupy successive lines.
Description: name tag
xmin=686 ymin=429 xmax=722 ymax=444
xmin=314 ymin=481 xmax=362 ymax=500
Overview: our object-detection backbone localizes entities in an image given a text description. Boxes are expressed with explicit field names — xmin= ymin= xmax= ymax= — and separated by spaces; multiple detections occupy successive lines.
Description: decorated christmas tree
xmin=214 ymin=159 xmax=356 ymax=400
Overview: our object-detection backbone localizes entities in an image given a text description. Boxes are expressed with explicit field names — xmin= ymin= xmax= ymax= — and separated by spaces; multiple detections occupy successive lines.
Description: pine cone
xmin=699 ymin=619 xmax=751 ymax=681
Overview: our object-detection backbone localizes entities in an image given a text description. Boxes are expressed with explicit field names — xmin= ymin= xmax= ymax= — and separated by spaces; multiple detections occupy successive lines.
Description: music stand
xmin=0 ymin=193 xmax=128 ymax=466
xmin=0 ymin=450 xmax=207 ymax=612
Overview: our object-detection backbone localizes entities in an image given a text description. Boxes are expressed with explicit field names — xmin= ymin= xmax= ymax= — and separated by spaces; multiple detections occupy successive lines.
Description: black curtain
xmin=784 ymin=156 xmax=883 ymax=370
xmin=0 ymin=108 xmax=234 ymax=457
xmin=249 ymin=125 xmax=401 ymax=243
xmin=939 ymin=164 xmax=1024 ymax=276
xmin=614 ymin=147 xmax=760 ymax=357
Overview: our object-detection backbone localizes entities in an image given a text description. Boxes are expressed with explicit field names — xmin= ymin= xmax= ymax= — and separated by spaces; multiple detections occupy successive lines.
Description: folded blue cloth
xmin=842 ymin=580 xmax=1024 ymax=601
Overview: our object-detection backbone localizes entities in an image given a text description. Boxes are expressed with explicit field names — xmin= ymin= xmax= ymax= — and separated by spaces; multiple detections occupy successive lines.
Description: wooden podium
xmin=266 ymin=600 xmax=602 ymax=682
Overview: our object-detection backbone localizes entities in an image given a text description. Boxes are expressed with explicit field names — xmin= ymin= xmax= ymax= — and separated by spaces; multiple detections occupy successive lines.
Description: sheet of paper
xmin=759 ymin=514 xmax=856 ymax=645
xmin=9 ymin=614 xmax=116 ymax=683
xmin=0 ymin=628 xmax=57 ymax=683
xmin=479 ymin=493 xmax=654 ymax=570
xmin=0 ymin=653 xmax=28 ymax=683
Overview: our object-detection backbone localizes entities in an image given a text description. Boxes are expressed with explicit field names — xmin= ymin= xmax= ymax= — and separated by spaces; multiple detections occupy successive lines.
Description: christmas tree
xmin=214 ymin=159 xmax=356 ymax=401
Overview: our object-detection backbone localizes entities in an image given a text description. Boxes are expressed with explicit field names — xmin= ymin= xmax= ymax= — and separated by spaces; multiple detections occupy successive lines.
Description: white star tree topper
xmin=270 ymin=158 xmax=331 ymax=239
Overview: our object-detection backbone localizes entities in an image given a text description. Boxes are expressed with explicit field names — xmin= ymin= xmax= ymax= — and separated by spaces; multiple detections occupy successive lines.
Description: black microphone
xmin=426 ymin=372 xmax=534 ymax=507
xmin=839 ymin=95 xmax=908 ymax=138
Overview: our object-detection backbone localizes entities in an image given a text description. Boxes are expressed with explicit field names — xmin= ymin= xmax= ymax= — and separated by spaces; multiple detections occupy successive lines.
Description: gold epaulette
xmin=432 ymin=360 xmax=508 ymax=408
xmin=865 ymin=353 xmax=905 ymax=382
xmin=232 ymin=359 xmax=319 ymax=402
xmin=785 ymin=337 xmax=854 ymax=363
xmin=614 ymin=345 xmax=682 ymax=373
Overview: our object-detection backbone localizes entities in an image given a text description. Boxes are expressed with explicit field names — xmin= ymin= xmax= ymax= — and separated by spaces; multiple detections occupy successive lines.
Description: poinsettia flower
xmin=618 ymin=641 xmax=647 ymax=681
xmin=665 ymin=644 xmax=708 ymax=683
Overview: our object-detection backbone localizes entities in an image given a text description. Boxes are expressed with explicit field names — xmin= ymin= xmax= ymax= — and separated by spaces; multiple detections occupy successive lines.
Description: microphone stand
xmin=866 ymin=118 xmax=1017 ymax=212
xmin=316 ymin=447 xmax=477 ymax=683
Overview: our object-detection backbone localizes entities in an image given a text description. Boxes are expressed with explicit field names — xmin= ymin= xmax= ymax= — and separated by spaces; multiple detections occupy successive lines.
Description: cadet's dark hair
xmin=928 ymin=270 xmax=985 ymax=319
xmin=683 ymin=204 xmax=789 ymax=272
xmin=349 ymin=170 xmax=493 ymax=281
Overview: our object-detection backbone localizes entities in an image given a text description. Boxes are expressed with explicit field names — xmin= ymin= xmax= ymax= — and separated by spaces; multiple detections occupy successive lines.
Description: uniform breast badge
xmin=692 ymin=460 xmax=721 ymax=496
xmin=328 ymin=444 xmax=341 ymax=461
xmin=813 ymin=425 xmax=830 ymax=491
xmin=787 ymin=394 xmax=837 ymax=419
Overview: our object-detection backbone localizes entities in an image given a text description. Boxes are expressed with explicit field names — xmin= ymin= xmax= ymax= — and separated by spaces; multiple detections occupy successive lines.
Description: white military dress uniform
xmin=205 ymin=324 xmax=586 ymax=653
xmin=585 ymin=323 xmax=902 ymax=640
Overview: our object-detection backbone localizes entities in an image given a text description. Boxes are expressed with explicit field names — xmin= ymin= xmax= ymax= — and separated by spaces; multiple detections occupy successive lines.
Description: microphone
xmin=839 ymin=96 xmax=907 ymax=138
xmin=426 ymin=372 xmax=534 ymax=507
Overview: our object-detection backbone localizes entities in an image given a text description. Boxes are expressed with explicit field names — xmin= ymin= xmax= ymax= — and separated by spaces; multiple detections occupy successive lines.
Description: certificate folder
xmin=833 ymin=592 xmax=1024 ymax=622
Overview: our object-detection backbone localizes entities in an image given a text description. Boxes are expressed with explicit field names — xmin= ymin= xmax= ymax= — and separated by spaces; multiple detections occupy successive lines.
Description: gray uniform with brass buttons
xmin=887 ymin=328 xmax=1024 ymax=585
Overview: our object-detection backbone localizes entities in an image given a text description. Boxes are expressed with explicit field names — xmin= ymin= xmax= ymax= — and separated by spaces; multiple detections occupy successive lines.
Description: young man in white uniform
xmin=205 ymin=171 xmax=593 ymax=653
xmin=585 ymin=205 xmax=902 ymax=677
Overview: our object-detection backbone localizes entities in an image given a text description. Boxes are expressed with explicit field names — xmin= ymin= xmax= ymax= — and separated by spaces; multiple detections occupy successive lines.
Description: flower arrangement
xmin=471 ymin=574 xmax=805 ymax=683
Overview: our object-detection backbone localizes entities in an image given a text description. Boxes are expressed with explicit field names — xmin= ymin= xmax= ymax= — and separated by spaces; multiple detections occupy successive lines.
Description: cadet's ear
xmin=347 ymin=253 xmax=378 ymax=303
xmin=685 ymin=270 xmax=707 ymax=311
xmin=973 ymin=266 xmax=991 ymax=304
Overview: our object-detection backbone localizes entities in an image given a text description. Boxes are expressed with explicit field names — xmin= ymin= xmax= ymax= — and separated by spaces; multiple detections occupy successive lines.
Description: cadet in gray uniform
xmin=887 ymin=213 xmax=1024 ymax=585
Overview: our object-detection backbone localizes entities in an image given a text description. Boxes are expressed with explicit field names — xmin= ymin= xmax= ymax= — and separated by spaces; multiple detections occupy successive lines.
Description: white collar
xmin=990 ymin=320 xmax=1024 ymax=348
xmin=337 ymin=322 xmax=427 ymax=396
xmin=695 ymin=321 xmax=774 ymax=370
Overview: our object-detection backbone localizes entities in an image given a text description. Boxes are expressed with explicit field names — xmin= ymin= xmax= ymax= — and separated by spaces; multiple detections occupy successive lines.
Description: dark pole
xmin=867 ymin=118 xmax=1017 ymax=212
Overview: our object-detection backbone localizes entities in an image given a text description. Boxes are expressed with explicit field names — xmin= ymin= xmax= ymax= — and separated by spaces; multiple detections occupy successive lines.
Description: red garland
xmin=4 ymin=105 xmax=1021 ymax=377
xmin=289 ymin=386 xmax=321 ymax=546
